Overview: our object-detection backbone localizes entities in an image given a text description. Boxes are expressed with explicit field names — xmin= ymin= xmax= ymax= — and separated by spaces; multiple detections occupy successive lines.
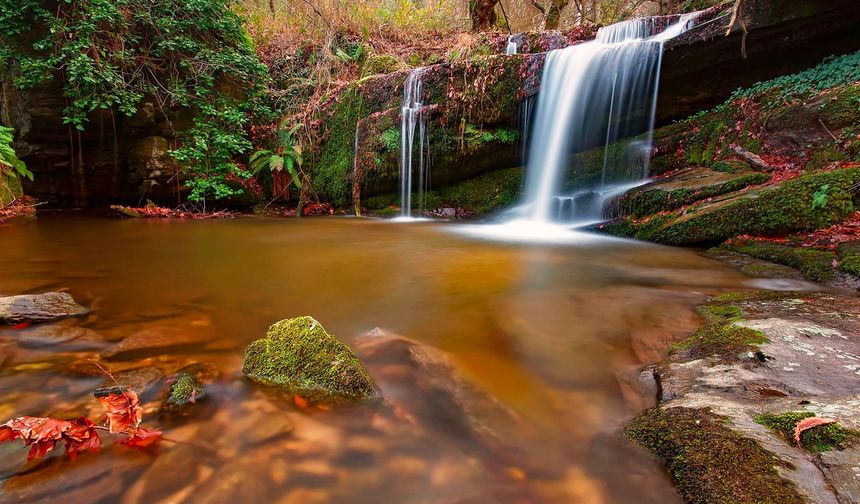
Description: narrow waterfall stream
xmin=399 ymin=67 xmax=430 ymax=218
xmin=515 ymin=13 xmax=698 ymax=226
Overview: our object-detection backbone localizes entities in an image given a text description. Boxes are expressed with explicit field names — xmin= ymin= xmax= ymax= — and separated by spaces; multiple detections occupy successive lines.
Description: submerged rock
xmin=162 ymin=372 xmax=206 ymax=413
xmin=102 ymin=327 xmax=211 ymax=360
xmin=4 ymin=321 xmax=105 ymax=351
xmin=0 ymin=292 xmax=88 ymax=325
xmin=242 ymin=316 xmax=377 ymax=403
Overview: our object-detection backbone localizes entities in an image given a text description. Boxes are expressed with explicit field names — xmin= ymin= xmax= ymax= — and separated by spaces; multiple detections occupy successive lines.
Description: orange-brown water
xmin=0 ymin=215 xmax=756 ymax=503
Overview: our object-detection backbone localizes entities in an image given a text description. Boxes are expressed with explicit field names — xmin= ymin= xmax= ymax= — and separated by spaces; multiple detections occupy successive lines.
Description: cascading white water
xmin=506 ymin=35 xmax=518 ymax=55
xmin=518 ymin=13 xmax=697 ymax=224
xmin=400 ymin=68 xmax=430 ymax=217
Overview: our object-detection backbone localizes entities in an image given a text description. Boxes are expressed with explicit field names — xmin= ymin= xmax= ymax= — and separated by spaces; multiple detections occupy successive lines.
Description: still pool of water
xmin=0 ymin=215 xmax=757 ymax=503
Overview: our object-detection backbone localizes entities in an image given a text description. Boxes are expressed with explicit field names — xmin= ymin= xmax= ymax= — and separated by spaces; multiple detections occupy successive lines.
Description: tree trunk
xmin=544 ymin=0 xmax=569 ymax=29
xmin=470 ymin=0 xmax=498 ymax=31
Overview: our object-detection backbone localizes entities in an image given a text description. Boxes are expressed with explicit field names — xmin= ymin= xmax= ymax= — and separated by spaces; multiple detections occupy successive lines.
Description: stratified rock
xmin=101 ymin=327 xmax=211 ymax=360
xmin=242 ymin=316 xmax=377 ymax=402
xmin=0 ymin=292 xmax=88 ymax=325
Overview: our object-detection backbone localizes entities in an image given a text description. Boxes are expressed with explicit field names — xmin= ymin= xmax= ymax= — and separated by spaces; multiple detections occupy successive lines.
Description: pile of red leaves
xmin=110 ymin=204 xmax=236 ymax=219
xmin=0 ymin=387 xmax=162 ymax=461
xmin=0 ymin=198 xmax=37 ymax=223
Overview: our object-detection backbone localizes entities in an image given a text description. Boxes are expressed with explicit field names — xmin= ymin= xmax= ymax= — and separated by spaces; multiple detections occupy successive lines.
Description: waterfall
xmin=506 ymin=36 xmax=518 ymax=55
xmin=400 ymin=68 xmax=430 ymax=218
xmin=517 ymin=13 xmax=697 ymax=224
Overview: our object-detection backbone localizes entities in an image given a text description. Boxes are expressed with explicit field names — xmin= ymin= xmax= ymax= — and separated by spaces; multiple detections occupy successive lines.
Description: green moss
xmin=618 ymin=172 xmax=769 ymax=218
xmin=756 ymin=412 xmax=859 ymax=453
xmin=671 ymin=320 xmax=767 ymax=360
xmin=698 ymin=304 xmax=743 ymax=322
xmin=361 ymin=54 xmax=401 ymax=77
xmin=242 ymin=316 xmax=377 ymax=403
xmin=315 ymin=86 xmax=363 ymax=207
xmin=722 ymin=239 xmax=836 ymax=283
xmin=380 ymin=128 xmax=400 ymax=152
xmin=164 ymin=372 xmax=205 ymax=409
xmin=626 ymin=407 xmax=804 ymax=504
xmin=437 ymin=167 xmax=523 ymax=214
xmin=838 ymin=255 xmax=860 ymax=276
xmin=636 ymin=168 xmax=860 ymax=245
xmin=0 ymin=170 xmax=23 ymax=207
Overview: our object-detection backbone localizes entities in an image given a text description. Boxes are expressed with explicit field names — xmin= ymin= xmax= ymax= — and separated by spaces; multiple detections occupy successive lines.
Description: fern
xmin=0 ymin=126 xmax=34 ymax=182
xmin=249 ymin=121 xmax=305 ymax=192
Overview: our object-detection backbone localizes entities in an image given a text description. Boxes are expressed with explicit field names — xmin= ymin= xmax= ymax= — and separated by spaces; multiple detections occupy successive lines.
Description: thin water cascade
xmin=516 ymin=13 xmax=698 ymax=225
xmin=399 ymin=67 xmax=431 ymax=218
xmin=506 ymin=35 xmax=518 ymax=55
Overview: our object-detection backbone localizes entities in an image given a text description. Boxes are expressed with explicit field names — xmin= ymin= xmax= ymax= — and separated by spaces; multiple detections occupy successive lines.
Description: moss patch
xmin=722 ymin=239 xmax=837 ymax=283
xmin=163 ymin=372 xmax=205 ymax=410
xmin=610 ymin=168 xmax=860 ymax=245
xmin=756 ymin=412 xmax=859 ymax=453
xmin=671 ymin=321 xmax=767 ymax=360
xmin=242 ymin=316 xmax=377 ymax=403
xmin=625 ymin=407 xmax=804 ymax=504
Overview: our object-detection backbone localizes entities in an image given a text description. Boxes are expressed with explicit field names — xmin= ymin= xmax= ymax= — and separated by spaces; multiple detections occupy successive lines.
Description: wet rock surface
xmin=628 ymin=292 xmax=860 ymax=504
xmin=0 ymin=292 xmax=88 ymax=325
xmin=102 ymin=327 xmax=212 ymax=360
xmin=242 ymin=316 xmax=377 ymax=403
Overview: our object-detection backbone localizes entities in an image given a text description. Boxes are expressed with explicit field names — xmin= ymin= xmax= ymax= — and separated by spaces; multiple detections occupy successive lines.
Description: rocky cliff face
xmin=3 ymin=0 xmax=859 ymax=209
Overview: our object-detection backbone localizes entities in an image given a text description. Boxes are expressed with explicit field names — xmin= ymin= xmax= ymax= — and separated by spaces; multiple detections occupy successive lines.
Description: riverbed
xmin=0 ymin=215 xmax=761 ymax=503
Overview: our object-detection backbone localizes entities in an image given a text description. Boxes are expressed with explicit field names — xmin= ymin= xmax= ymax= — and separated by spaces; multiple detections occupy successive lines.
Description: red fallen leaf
xmin=63 ymin=417 xmax=102 ymax=460
xmin=293 ymin=395 xmax=309 ymax=409
xmin=794 ymin=417 xmax=836 ymax=445
xmin=96 ymin=387 xmax=142 ymax=434
xmin=116 ymin=428 xmax=163 ymax=450
xmin=0 ymin=416 xmax=101 ymax=460
xmin=11 ymin=322 xmax=30 ymax=330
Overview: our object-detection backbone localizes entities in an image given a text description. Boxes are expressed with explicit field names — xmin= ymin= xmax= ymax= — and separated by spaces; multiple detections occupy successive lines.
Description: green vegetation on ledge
xmin=756 ymin=411 xmax=859 ymax=453
xmin=625 ymin=407 xmax=804 ymax=504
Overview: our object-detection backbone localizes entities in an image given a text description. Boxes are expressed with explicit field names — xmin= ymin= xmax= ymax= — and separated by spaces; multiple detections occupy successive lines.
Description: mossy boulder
xmin=162 ymin=372 xmax=206 ymax=412
xmin=721 ymin=239 xmax=837 ymax=283
xmin=242 ymin=316 xmax=377 ymax=403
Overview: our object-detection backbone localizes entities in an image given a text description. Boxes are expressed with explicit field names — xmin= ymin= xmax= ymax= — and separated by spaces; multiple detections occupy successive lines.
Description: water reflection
xmin=0 ymin=215 xmax=757 ymax=502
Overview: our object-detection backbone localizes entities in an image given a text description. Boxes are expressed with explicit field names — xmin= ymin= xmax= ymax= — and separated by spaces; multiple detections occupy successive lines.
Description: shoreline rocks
xmin=0 ymin=292 xmax=88 ymax=325
xmin=625 ymin=291 xmax=860 ymax=503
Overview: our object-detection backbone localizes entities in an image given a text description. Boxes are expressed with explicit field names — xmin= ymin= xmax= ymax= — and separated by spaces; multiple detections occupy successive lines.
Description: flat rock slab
xmin=643 ymin=292 xmax=860 ymax=503
xmin=1 ymin=322 xmax=106 ymax=351
xmin=102 ymin=327 xmax=212 ymax=360
xmin=0 ymin=292 xmax=88 ymax=324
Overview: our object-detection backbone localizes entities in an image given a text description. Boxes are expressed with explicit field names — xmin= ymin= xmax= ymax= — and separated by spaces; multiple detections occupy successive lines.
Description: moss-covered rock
xmin=721 ymin=239 xmax=837 ymax=282
xmin=607 ymin=168 xmax=860 ymax=245
xmin=162 ymin=372 xmax=206 ymax=412
xmin=625 ymin=407 xmax=804 ymax=504
xmin=361 ymin=54 xmax=402 ymax=77
xmin=615 ymin=167 xmax=769 ymax=218
xmin=0 ymin=170 xmax=23 ymax=207
xmin=242 ymin=316 xmax=377 ymax=403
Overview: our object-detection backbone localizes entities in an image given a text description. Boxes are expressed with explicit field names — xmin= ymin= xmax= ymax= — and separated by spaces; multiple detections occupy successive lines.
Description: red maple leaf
xmin=96 ymin=387 xmax=142 ymax=434
xmin=116 ymin=428 xmax=163 ymax=450
xmin=63 ymin=417 xmax=102 ymax=460
xmin=0 ymin=416 xmax=102 ymax=460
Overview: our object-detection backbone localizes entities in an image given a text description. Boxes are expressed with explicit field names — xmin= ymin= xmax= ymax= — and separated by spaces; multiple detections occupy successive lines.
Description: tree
xmin=531 ymin=0 xmax=571 ymax=29
xmin=470 ymin=0 xmax=499 ymax=31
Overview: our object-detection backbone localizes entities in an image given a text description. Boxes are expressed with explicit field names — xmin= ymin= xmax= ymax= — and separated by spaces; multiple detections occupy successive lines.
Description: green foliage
xmin=0 ymin=126 xmax=33 ymax=182
xmin=381 ymin=128 xmax=400 ymax=152
xmin=1 ymin=0 xmax=271 ymax=203
xmin=722 ymin=239 xmax=837 ymax=283
xmin=249 ymin=121 xmax=304 ymax=192
xmin=670 ymin=320 xmax=767 ymax=360
xmin=708 ymin=51 xmax=860 ymax=115
xmin=811 ymin=184 xmax=830 ymax=210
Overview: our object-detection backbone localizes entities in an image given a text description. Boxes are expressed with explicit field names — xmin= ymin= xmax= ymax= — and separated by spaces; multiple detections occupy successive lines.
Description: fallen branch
xmin=732 ymin=145 xmax=772 ymax=171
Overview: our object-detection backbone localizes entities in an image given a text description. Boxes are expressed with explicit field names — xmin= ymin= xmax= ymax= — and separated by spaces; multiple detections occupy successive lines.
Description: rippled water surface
xmin=0 ymin=215 xmax=755 ymax=503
